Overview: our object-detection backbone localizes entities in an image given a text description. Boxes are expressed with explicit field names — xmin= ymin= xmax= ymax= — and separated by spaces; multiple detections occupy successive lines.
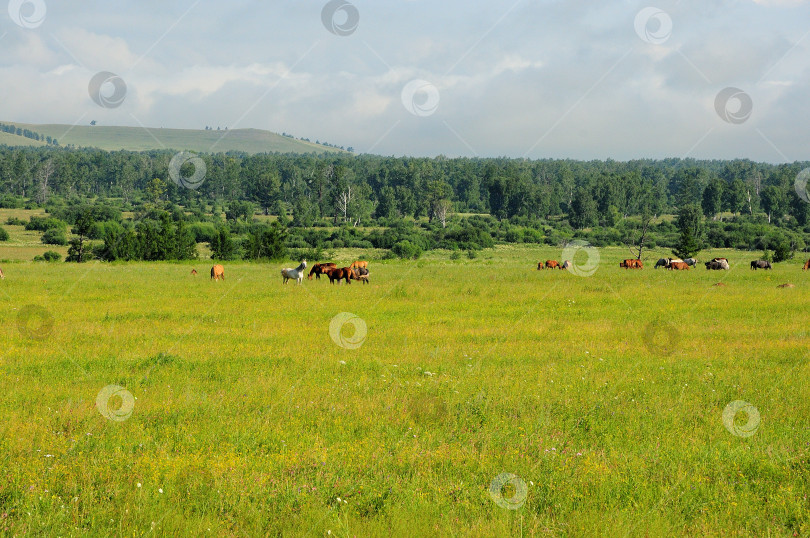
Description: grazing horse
xmin=669 ymin=261 xmax=689 ymax=270
xmin=210 ymin=265 xmax=225 ymax=281
xmin=308 ymin=262 xmax=337 ymax=280
xmin=351 ymin=267 xmax=370 ymax=284
xmin=537 ymin=262 xmax=544 ymax=270
xmin=326 ymin=267 xmax=352 ymax=284
xmin=191 ymin=269 xmax=198 ymax=275
xmin=684 ymin=258 xmax=698 ymax=267
xmin=751 ymin=260 xmax=772 ymax=270
xmin=705 ymin=260 xmax=730 ymax=270
xmin=545 ymin=260 xmax=559 ymax=270
xmin=561 ymin=260 xmax=572 ymax=270
xmin=803 ymin=259 xmax=810 ymax=271
xmin=350 ymin=260 xmax=368 ymax=270
xmin=655 ymin=258 xmax=670 ymax=269
xmin=620 ymin=259 xmax=643 ymax=269
xmin=281 ymin=261 xmax=307 ymax=285
xmin=0 ymin=266 xmax=4 ymax=279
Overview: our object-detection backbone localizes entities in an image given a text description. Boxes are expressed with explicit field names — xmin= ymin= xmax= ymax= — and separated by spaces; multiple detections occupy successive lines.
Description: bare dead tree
xmin=432 ymin=199 xmax=452 ymax=228
xmin=335 ymin=185 xmax=353 ymax=223
xmin=624 ymin=211 xmax=653 ymax=261
xmin=36 ymin=159 xmax=55 ymax=205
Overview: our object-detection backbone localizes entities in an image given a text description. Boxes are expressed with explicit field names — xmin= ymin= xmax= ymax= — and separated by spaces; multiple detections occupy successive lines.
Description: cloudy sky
xmin=0 ymin=0 xmax=808 ymax=161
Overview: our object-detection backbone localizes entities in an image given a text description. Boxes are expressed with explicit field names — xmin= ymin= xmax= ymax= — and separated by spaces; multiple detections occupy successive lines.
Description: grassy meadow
xmin=0 ymin=245 xmax=809 ymax=536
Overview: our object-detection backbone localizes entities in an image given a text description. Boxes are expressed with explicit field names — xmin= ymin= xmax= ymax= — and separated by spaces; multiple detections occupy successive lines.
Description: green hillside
xmin=1 ymin=122 xmax=345 ymax=155
xmin=0 ymin=131 xmax=46 ymax=148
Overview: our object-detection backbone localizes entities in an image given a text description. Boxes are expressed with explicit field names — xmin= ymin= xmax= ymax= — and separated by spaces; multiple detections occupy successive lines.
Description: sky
xmin=0 ymin=0 xmax=808 ymax=161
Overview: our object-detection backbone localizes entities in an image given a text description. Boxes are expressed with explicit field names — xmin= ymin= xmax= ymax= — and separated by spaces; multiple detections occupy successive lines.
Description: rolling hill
xmin=0 ymin=131 xmax=46 ymax=147
xmin=0 ymin=122 xmax=346 ymax=155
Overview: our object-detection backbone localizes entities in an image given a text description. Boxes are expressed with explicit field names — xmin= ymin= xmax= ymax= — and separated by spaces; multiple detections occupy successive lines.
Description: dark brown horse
xmin=326 ymin=267 xmax=352 ymax=284
xmin=308 ymin=262 xmax=337 ymax=280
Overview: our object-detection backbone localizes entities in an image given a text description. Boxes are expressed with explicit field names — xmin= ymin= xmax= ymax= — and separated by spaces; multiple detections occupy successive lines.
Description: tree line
xmin=0 ymin=145 xmax=808 ymax=261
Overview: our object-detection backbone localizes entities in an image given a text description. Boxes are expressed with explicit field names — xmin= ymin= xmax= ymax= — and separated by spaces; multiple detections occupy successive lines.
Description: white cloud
xmin=0 ymin=1 xmax=808 ymax=160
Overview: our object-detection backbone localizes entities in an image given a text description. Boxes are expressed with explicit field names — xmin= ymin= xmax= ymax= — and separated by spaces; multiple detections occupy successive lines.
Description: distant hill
xmin=0 ymin=122 xmax=347 ymax=155
xmin=0 ymin=131 xmax=46 ymax=147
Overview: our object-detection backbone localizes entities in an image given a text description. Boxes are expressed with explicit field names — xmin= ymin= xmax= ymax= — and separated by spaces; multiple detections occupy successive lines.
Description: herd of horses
xmin=306 ymin=260 xmax=369 ymax=285
xmin=537 ymin=256 xmax=810 ymax=271
xmin=2 ymin=255 xmax=809 ymax=283
xmin=198 ymin=260 xmax=370 ymax=285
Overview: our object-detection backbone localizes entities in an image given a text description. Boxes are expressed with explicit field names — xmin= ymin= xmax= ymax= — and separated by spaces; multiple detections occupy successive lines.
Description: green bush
xmin=5 ymin=216 xmax=26 ymax=226
xmin=0 ymin=226 xmax=9 ymax=241
xmin=34 ymin=251 xmax=62 ymax=262
xmin=41 ymin=228 xmax=67 ymax=245
xmin=26 ymin=216 xmax=66 ymax=232
xmin=188 ymin=222 xmax=217 ymax=244
xmin=391 ymin=240 xmax=422 ymax=259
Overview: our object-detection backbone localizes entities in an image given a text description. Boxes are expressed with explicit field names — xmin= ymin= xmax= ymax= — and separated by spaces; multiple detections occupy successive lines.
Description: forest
xmin=0 ymin=145 xmax=808 ymax=262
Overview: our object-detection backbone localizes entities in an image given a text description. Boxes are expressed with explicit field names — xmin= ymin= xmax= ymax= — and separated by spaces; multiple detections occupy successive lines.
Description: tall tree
xmin=672 ymin=204 xmax=704 ymax=259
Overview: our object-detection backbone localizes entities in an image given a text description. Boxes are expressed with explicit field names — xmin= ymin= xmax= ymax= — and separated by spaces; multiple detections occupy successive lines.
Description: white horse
xmin=281 ymin=260 xmax=307 ymax=285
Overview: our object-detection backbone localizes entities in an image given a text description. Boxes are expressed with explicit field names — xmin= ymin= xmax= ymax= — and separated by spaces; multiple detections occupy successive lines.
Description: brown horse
xmin=326 ymin=267 xmax=352 ymax=284
xmin=308 ymin=262 xmax=337 ymax=280
xmin=804 ymin=259 xmax=810 ymax=271
xmin=191 ymin=269 xmax=198 ymax=275
xmin=545 ymin=260 xmax=559 ymax=269
xmin=211 ymin=264 xmax=225 ymax=281
xmin=350 ymin=260 xmax=368 ymax=270
xmin=537 ymin=262 xmax=544 ymax=270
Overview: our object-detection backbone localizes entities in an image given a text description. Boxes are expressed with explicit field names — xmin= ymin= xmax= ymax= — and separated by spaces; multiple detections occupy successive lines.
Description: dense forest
xmin=1 ymin=145 xmax=809 ymax=262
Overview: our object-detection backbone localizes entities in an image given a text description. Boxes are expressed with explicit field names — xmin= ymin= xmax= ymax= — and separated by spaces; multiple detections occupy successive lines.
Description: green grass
xmin=0 ymin=246 xmax=809 ymax=536
xmin=1 ymin=122 xmax=345 ymax=154
xmin=0 ymin=131 xmax=46 ymax=148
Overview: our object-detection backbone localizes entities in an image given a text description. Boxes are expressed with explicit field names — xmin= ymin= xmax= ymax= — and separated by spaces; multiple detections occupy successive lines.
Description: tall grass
xmin=0 ymin=246 xmax=808 ymax=536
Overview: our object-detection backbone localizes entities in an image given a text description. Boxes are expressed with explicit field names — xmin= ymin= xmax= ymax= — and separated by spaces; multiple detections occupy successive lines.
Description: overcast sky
xmin=0 ymin=0 xmax=808 ymax=161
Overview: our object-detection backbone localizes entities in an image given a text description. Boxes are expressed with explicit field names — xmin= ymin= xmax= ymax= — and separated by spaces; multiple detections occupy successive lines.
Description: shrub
xmin=26 ymin=216 xmax=66 ymax=232
xmin=34 ymin=251 xmax=62 ymax=262
xmin=188 ymin=222 xmax=218 ymax=244
xmin=391 ymin=240 xmax=422 ymax=259
xmin=41 ymin=228 xmax=67 ymax=245
xmin=0 ymin=226 xmax=8 ymax=241
xmin=5 ymin=216 xmax=26 ymax=226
